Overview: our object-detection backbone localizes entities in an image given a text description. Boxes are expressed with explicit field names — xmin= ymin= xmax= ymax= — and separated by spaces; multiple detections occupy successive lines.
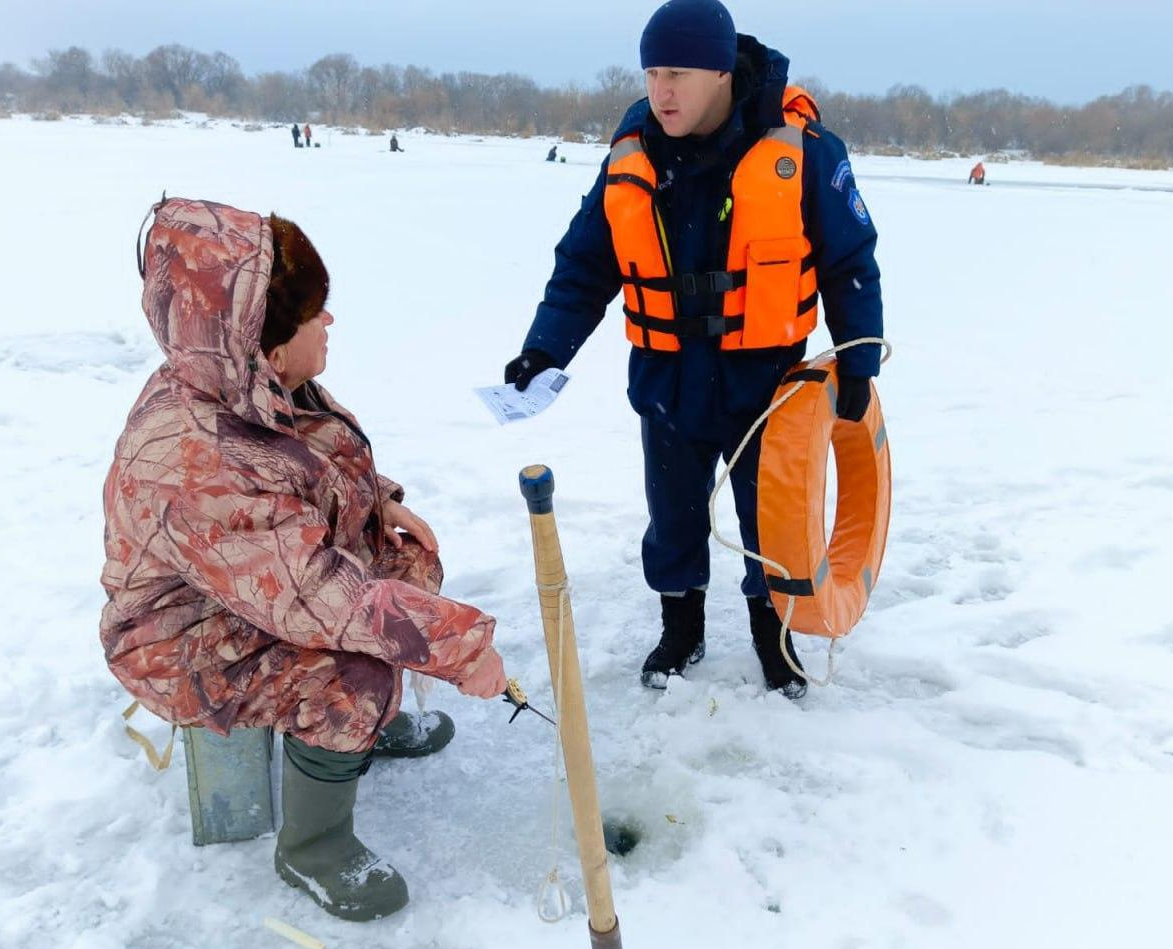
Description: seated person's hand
xmin=503 ymin=349 xmax=555 ymax=392
xmin=382 ymin=499 xmax=437 ymax=552
xmin=456 ymin=646 xmax=508 ymax=699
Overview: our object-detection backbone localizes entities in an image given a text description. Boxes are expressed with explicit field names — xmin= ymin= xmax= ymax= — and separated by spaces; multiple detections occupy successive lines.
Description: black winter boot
xmin=275 ymin=736 xmax=409 ymax=921
xmin=747 ymin=597 xmax=807 ymax=700
xmin=640 ymin=589 xmax=706 ymax=689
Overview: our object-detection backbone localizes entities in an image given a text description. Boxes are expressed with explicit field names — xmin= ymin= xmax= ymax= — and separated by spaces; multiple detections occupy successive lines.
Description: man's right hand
xmin=455 ymin=646 xmax=508 ymax=699
xmin=503 ymin=350 xmax=556 ymax=392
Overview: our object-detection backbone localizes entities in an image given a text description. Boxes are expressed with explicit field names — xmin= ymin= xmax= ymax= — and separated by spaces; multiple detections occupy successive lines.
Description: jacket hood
xmin=612 ymin=34 xmax=791 ymax=144
xmin=139 ymin=197 xmax=296 ymax=436
xmin=739 ymin=33 xmax=790 ymax=94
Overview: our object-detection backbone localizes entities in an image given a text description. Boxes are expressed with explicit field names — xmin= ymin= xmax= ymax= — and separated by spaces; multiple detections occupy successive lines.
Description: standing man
xmin=291 ymin=122 xmax=301 ymax=148
xmin=968 ymin=160 xmax=986 ymax=184
xmin=304 ymin=123 xmax=313 ymax=149
xmin=504 ymin=0 xmax=883 ymax=698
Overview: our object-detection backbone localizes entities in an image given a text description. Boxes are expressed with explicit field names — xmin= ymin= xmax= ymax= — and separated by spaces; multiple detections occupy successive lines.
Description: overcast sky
xmin=2 ymin=0 xmax=1171 ymax=104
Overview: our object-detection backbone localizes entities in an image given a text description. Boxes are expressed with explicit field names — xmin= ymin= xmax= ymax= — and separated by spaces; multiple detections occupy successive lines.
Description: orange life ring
xmin=756 ymin=356 xmax=891 ymax=638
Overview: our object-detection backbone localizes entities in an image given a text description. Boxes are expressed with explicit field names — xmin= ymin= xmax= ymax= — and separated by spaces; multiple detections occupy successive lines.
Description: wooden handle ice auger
xmin=519 ymin=465 xmax=622 ymax=949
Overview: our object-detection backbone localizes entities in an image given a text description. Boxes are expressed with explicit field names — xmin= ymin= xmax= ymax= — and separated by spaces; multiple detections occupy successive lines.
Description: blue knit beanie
xmin=640 ymin=0 xmax=737 ymax=72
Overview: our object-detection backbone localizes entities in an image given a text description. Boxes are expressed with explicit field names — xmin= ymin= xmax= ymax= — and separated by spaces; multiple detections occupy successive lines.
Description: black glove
xmin=835 ymin=374 xmax=872 ymax=422
xmin=504 ymin=349 xmax=556 ymax=392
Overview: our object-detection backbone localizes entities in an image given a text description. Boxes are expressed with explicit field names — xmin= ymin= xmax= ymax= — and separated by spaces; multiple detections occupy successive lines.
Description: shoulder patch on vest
xmin=831 ymin=159 xmax=853 ymax=192
xmin=776 ymin=156 xmax=797 ymax=179
xmin=847 ymin=187 xmax=871 ymax=225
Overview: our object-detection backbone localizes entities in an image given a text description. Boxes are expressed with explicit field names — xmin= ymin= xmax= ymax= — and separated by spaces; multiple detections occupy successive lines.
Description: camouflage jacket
xmin=100 ymin=198 xmax=496 ymax=731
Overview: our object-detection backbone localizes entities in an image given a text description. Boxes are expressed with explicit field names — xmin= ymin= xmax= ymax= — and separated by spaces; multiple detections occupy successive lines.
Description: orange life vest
xmin=603 ymin=87 xmax=821 ymax=352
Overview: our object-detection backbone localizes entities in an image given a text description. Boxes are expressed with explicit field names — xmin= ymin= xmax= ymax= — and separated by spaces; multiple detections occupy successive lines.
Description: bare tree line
xmin=2 ymin=45 xmax=1171 ymax=164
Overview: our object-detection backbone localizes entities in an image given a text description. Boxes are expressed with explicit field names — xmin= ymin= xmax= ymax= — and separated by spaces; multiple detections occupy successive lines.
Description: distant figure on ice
xmin=303 ymin=123 xmax=313 ymax=148
xmin=503 ymin=0 xmax=884 ymax=698
xmin=389 ymin=133 xmax=404 ymax=152
xmin=968 ymin=160 xmax=986 ymax=185
xmin=102 ymin=197 xmax=508 ymax=922
xmin=290 ymin=123 xmax=301 ymax=148
xmin=546 ymin=144 xmax=558 ymax=162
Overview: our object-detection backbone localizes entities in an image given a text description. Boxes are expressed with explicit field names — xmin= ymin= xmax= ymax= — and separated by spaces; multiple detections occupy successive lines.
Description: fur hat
xmin=262 ymin=214 xmax=329 ymax=354
xmin=640 ymin=0 xmax=737 ymax=72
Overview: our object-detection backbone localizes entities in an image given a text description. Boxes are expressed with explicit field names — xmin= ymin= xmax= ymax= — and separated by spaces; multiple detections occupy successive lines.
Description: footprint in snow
xmin=951 ymin=714 xmax=1086 ymax=767
xmin=1128 ymin=473 xmax=1173 ymax=491
xmin=972 ymin=612 xmax=1053 ymax=649
xmin=867 ymin=575 xmax=942 ymax=611
xmin=896 ymin=892 xmax=954 ymax=927
xmin=0 ymin=331 xmax=156 ymax=376
xmin=952 ymin=565 xmax=1015 ymax=604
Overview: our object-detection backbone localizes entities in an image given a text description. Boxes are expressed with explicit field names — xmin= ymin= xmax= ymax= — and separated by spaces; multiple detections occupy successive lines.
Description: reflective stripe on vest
xmin=603 ymin=89 xmax=820 ymax=352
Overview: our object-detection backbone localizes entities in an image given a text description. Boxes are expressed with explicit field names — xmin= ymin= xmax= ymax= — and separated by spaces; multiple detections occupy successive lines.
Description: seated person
xmin=100 ymin=197 xmax=507 ymax=922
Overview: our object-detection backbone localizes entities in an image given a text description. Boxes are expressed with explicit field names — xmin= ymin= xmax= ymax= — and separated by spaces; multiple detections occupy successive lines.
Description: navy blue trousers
xmin=640 ymin=415 xmax=768 ymax=598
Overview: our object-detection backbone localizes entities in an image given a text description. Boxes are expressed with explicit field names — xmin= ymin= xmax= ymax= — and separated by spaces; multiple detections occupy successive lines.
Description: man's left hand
xmin=383 ymin=500 xmax=438 ymax=552
xmin=836 ymin=375 xmax=872 ymax=422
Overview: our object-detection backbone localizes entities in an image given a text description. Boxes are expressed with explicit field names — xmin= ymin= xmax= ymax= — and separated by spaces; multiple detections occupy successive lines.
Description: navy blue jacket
xmin=524 ymin=36 xmax=883 ymax=439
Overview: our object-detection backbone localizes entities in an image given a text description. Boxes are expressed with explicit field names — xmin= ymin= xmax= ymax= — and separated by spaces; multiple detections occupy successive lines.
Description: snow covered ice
xmin=1 ymin=114 xmax=1172 ymax=948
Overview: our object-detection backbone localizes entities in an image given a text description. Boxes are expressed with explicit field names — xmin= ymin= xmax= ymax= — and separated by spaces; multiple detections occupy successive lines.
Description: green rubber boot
xmin=275 ymin=736 xmax=409 ymax=922
xmin=371 ymin=710 xmax=455 ymax=759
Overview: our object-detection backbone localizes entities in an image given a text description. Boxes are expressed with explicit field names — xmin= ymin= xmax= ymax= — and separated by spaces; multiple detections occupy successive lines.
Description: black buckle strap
xmin=621 ymin=269 xmax=746 ymax=296
xmin=626 ymin=260 xmax=653 ymax=349
xmin=679 ymin=270 xmax=744 ymax=295
xmin=782 ymin=368 xmax=829 ymax=384
xmin=623 ymin=308 xmax=744 ymax=338
xmin=623 ymin=307 xmax=676 ymax=336
xmin=685 ymin=314 xmax=738 ymax=337
xmin=767 ymin=575 xmax=815 ymax=597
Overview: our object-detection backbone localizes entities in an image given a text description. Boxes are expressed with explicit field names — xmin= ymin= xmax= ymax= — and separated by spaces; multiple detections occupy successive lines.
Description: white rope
xmin=262 ymin=917 xmax=324 ymax=949
xmin=535 ymin=580 xmax=571 ymax=924
xmin=121 ymin=699 xmax=177 ymax=771
xmin=708 ymin=338 xmax=893 ymax=688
